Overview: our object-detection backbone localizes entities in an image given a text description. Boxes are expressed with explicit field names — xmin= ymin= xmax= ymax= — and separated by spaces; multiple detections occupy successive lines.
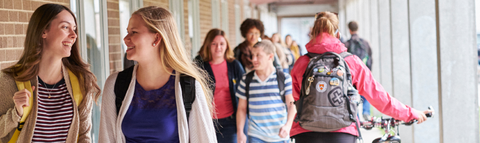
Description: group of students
xmin=0 ymin=3 xmax=432 ymax=143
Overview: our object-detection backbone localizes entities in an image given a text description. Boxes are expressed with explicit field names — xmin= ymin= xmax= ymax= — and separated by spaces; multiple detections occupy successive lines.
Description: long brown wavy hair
xmin=2 ymin=4 xmax=101 ymax=101
xmin=198 ymin=28 xmax=235 ymax=62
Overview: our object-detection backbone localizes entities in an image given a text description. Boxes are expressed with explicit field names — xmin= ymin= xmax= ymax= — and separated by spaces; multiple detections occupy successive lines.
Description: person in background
xmin=344 ymin=21 xmax=374 ymax=120
xmin=236 ymin=40 xmax=296 ymax=143
xmin=0 ymin=3 xmax=100 ymax=142
xmin=285 ymin=35 xmax=300 ymax=60
xmin=234 ymin=19 xmax=264 ymax=72
xmin=271 ymin=33 xmax=293 ymax=73
xmin=290 ymin=11 xmax=432 ymax=143
xmin=99 ymin=6 xmax=216 ymax=143
xmin=194 ymin=28 xmax=245 ymax=143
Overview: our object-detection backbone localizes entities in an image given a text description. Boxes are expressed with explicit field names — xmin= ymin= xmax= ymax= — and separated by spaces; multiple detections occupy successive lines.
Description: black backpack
xmin=243 ymin=69 xmax=286 ymax=115
xmin=347 ymin=39 xmax=371 ymax=69
xmin=114 ymin=66 xmax=196 ymax=119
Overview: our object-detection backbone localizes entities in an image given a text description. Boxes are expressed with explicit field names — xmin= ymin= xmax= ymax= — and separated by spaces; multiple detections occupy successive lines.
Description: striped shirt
xmin=236 ymin=71 xmax=293 ymax=142
xmin=32 ymin=78 xmax=73 ymax=143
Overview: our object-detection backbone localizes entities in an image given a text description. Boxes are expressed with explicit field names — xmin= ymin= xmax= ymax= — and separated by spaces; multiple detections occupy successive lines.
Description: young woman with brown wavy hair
xmin=0 ymin=3 xmax=100 ymax=143
xmin=194 ymin=28 xmax=245 ymax=143
xmin=99 ymin=6 xmax=216 ymax=143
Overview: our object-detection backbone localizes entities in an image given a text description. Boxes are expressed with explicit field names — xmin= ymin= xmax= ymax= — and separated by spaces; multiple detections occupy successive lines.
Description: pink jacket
xmin=290 ymin=33 xmax=419 ymax=137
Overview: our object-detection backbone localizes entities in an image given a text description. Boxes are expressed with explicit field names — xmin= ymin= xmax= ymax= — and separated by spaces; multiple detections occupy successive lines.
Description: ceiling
xmin=249 ymin=0 xmax=337 ymax=5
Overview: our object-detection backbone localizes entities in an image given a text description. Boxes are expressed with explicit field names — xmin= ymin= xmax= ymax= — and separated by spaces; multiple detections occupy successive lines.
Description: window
xmin=70 ymin=0 xmax=109 ymax=142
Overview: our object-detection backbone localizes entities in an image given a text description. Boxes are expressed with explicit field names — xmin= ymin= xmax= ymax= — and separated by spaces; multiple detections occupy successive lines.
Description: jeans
xmin=361 ymin=96 xmax=370 ymax=115
xmin=247 ymin=136 xmax=289 ymax=143
xmin=215 ymin=116 xmax=238 ymax=143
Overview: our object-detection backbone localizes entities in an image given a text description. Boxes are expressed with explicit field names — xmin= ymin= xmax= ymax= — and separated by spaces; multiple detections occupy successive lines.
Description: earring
xmin=153 ymin=43 xmax=156 ymax=46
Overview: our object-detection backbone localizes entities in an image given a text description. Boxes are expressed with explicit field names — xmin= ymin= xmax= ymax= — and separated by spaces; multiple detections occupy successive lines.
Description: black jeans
xmin=292 ymin=132 xmax=357 ymax=143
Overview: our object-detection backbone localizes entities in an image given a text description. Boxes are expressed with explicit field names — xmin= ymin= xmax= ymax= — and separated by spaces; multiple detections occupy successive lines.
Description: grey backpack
xmin=295 ymin=52 xmax=361 ymax=134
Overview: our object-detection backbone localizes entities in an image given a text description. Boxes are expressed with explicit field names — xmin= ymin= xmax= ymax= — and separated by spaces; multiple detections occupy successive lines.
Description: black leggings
xmin=292 ymin=132 xmax=357 ymax=143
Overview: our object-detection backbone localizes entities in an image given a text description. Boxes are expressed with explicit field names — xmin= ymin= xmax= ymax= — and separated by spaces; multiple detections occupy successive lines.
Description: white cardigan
xmin=98 ymin=65 xmax=217 ymax=143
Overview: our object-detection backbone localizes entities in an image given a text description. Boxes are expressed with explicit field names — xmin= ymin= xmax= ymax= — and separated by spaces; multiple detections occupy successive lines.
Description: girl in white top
xmin=99 ymin=6 xmax=216 ymax=143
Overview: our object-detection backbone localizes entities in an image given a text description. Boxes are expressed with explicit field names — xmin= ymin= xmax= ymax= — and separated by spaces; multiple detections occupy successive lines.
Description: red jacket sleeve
xmin=345 ymin=55 xmax=419 ymax=122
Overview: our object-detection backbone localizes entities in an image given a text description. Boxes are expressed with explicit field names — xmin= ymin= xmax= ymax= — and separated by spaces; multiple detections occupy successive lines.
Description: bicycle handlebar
xmin=361 ymin=106 xmax=434 ymax=130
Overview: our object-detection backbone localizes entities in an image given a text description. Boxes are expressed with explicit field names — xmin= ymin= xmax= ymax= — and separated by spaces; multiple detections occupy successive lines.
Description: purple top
xmin=121 ymin=74 xmax=179 ymax=143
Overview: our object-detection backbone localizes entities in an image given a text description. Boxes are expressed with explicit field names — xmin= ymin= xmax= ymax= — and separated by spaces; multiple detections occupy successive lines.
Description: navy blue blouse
xmin=121 ymin=74 xmax=179 ymax=143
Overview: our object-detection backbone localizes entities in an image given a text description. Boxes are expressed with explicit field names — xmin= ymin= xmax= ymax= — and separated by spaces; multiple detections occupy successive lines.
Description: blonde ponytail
xmin=310 ymin=11 xmax=339 ymax=43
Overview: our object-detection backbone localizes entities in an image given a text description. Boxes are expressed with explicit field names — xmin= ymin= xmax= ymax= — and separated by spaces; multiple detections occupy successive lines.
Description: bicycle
xmin=359 ymin=106 xmax=434 ymax=143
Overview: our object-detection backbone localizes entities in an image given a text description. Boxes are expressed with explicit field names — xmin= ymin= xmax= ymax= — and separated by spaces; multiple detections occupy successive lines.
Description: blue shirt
xmin=122 ymin=74 xmax=179 ymax=143
xmin=236 ymin=71 xmax=293 ymax=142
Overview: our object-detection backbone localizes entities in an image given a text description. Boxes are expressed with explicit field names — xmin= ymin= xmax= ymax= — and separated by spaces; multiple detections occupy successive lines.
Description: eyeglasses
xmin=247 ymin=32 xmax=260 ymax=36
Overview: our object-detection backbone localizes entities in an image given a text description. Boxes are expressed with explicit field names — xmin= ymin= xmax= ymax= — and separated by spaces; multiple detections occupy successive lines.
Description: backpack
xmin=114 ymin=66 xmax=196 ymax=119
xmin=244 ymin=69 xmax=285 ymax=115
xmin=347 ymin=39 xmax=371 ymax=69
xmin=294 ymin=52 xmax=362 ymax=136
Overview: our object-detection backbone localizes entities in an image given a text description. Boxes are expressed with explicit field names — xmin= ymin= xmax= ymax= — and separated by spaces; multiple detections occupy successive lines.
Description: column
xmin=378 ymin=0 xmax=392 ymax=93
xmin=390 ymin=0 xmax=413 ymax=142
xmin=409 ymin=0 xmax=440 ymax=142
xmin=437 ymin=0 xmax=479 ymax=142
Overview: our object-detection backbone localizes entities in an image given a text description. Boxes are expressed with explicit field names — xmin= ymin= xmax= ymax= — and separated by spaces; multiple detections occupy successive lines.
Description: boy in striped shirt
xmin=236 ymin=40 xmax=296 ymax=143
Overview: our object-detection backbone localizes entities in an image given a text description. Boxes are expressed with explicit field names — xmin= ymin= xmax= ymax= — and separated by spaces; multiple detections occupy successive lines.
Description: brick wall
xmin=0 ymin=0 xmax=69 ymax=70
xmin=228 ymin=0 xmax=235 ymax=45
xmin=143 ymin=0 xmax=169 ymax=9
xmin=199 ymin=0 xmax=211 ymax=46
xmin=107 ymin=0 xmax=122 ymax=74
xmin=183 ymin=0 xmax=191 ymax=56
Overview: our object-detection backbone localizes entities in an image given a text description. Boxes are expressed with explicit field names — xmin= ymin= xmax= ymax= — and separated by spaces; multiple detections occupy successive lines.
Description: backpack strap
xmin=276 ymin=69 xmax=286 ymax=103
xmin=114 ymin=66 xmax=134 ymax=115
xmin=114 ymin=66 xmax=195 ymax=119
xmin=179 ymin=74 xmax=196 ymax=120
xmin=10 ymin=69 xmax=83 ymax=143
xmin=244 ymin=70 xmax=255 ymax=116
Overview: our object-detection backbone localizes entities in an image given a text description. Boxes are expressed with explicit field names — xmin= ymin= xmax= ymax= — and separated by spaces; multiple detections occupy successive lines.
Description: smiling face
xmin=210 ymin=35 xmax=227 ymax=61
xmin=251 ymin=46 xmax=273 ymax=71
xmin=124 ymin=14 xmax=161 ymax=63
xmin=246 ymin=27 xmax=260 ymax=45
xmin=41 ymin=10 xmax=77 ymax=59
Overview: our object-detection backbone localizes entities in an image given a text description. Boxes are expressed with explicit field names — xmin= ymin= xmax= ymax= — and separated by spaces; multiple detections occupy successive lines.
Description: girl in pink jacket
xmin=289 ymin=11 xmax=432 ymax=143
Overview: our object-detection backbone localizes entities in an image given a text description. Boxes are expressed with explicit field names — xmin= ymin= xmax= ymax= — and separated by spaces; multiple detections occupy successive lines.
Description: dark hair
xmin=348 ymin=21 xmax=358 ymax=32
xmin=198 ymin=28 xmax=235 ymax=62
xmin=240 ymin=18 xmax=264 ymax=38
xmin=2 ymin=3 xmax=100 ymax=101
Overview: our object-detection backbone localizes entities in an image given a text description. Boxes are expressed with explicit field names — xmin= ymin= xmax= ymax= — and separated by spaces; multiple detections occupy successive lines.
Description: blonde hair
xmin=133 ymin=6 xmax=213 ymax=112
xmin=198 ymin=28 xmax=235 ymax=62
xmin=311 ymin=11 xmax=339 ymax=42
xmin=253 ymin=40 xmax=276 ymax=55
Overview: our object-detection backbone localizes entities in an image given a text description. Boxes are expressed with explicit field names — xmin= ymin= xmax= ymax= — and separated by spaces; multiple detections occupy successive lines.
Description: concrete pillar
xmin=409 ymin=0 xmax=440 ymax=142
xmin=377 ymin=0 xmax=392 ymax=93
xmin=437 ymin=0 xmax=479 ymax=142
xmin=338 ymin=0 xmax=347 ymax=36
xmin=390 ymin=0 xmax=413 ymax=142
xmin=362 ymin=0 xmax=371 ymax=43
xmin=369 ymin=0 xmax=381 ymax=83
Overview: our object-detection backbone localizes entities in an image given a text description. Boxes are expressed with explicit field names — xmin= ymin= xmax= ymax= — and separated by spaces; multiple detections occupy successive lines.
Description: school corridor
xmin=0 ymin=0 xmax=478 ymax=142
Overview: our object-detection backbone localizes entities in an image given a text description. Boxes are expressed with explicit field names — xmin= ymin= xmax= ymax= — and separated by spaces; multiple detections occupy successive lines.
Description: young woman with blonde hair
xmin=194 ymin=28 xmax=245 ymax=143
xmin=99 ymin=6 xmax=216 ymax=143
xmin=289 ymin=11 xmax=432 ymax=143
xmin=0 ymin=3 xmax=100 ymax=142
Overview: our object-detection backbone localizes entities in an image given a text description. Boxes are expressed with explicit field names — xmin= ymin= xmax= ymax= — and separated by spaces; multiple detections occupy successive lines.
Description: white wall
xmin=280 ymin=17 xmax=315 ymax=55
